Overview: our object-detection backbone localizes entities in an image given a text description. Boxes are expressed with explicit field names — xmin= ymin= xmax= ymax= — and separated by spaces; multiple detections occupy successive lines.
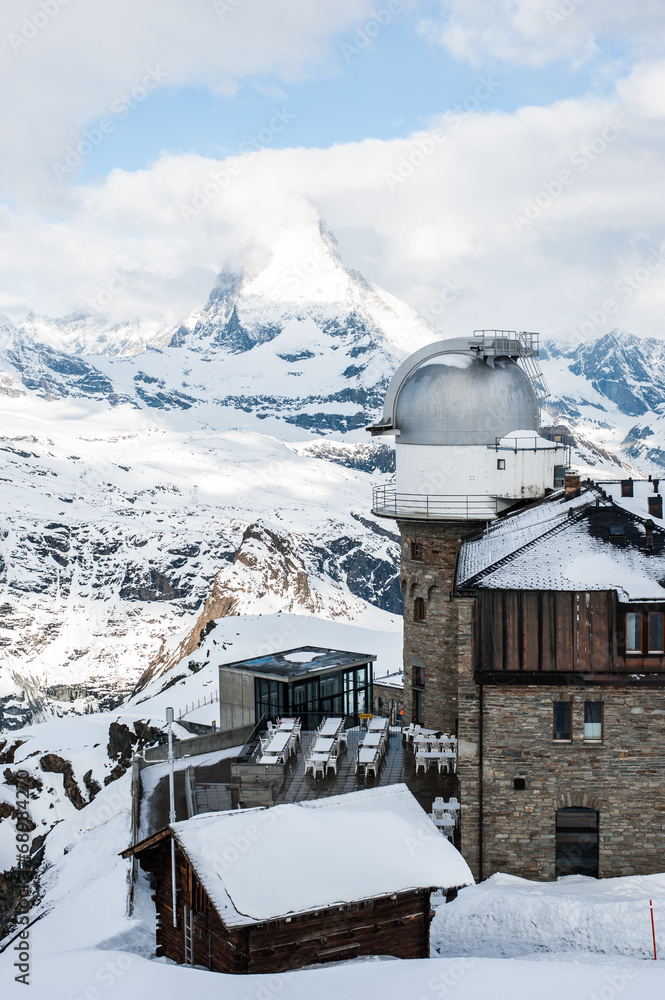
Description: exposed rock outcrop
xmin=39 ymin=754 xmax=87 ymax=811
xmin=134 ymin=520 xmax=369 ymax=692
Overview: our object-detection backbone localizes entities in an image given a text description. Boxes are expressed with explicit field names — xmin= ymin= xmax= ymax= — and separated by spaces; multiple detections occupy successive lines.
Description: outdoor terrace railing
xmin=372 ymin=485 xmax=499 ymax=520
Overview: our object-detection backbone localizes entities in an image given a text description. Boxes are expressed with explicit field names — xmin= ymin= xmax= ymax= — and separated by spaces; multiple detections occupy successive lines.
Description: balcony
xmin=372 ymin=484 xmax=499 ymax=521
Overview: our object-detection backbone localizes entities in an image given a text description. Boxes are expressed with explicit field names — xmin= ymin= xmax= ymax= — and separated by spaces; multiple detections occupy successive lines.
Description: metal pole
xmin=166 ymin=707 xmax=177 ymax=928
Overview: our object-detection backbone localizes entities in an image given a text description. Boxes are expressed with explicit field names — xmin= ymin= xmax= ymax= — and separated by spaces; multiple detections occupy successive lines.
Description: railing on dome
xmin=472 ymin=330 xmax=550 ymax=403
xmin=372 ymin=485 xmax=498 ymax=520
xmin=472 ymin=329 xmax=539 ymax=356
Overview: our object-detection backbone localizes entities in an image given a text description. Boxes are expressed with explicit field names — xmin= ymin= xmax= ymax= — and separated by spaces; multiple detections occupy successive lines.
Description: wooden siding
xmin=135 ymin=836 xmax=433 ymax=975
xmin=474 ymin=590 xmax=622 ymax=673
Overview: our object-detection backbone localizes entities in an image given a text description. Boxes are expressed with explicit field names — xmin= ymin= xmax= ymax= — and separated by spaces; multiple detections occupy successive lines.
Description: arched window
xmin=555 ymin=808 xmax=598 ymax=878
xmin=414 ymin=597 xmax=426 ymax=621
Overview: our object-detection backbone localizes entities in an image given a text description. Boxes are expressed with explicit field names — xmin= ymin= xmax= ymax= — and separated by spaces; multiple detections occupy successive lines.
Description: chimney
xmin=564 ymin=472 xmax=580 ymax=496
xmin=648 ymin=495 xmax=663 ymax=519
xmin=645 ymin=518 xmax=655 ymax=555
xmin=621 ymin=479 xmax=634 ymax=498
xmin=653 ymin=479 xmax=660 ymax=493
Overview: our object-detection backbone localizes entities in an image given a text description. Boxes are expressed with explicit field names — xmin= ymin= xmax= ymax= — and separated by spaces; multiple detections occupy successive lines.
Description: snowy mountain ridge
xmin=2 ymin=218 xmax=665 ymax=731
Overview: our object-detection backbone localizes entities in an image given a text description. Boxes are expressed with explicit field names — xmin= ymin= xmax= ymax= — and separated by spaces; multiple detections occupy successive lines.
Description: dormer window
xmin=648 ymin=612 xmax=664 ymax=652
xmin=625 ymin=612 xmax=642 ymax=652
xmin=625 ymin=611 xmax=665 ymax=653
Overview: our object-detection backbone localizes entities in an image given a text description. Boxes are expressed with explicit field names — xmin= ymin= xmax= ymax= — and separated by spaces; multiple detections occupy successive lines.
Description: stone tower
xmin=368 ymin=331 xmax=566 ymax=734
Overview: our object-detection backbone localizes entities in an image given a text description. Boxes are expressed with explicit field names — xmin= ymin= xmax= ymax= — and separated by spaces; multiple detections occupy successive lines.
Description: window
xmin=412 ymin=661 xmax=425 ymax=726
xmin=648 ymin=612 xmax=664 ymax=652
xmin=255 ymin=677 xmax=285 ymax=721
xmin=411 ymin=541 xmax=423 ymax=560
xmin=412 ymin=665 xmax=426 ymax=686
xmin=513 ymin=777 xmax=526 ymax=790
xmin=624 ymin=611 xmax=665 ymax=654
xmin=625 ymin=612 xmax=642 ymax=652
xmin=584 ymin=701 xmax=603 ymax=741
xmin=553 ymin=700 xmax=572 ymax=741
xmin=414 ymin=597 xmax=426 ymax=621
xmin=497 ymin=459 xmax=506 ymax=470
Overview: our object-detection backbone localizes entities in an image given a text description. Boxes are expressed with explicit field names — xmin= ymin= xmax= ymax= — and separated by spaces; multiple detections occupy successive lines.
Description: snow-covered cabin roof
xmin=168 ymin=784 xmax=472 ymax=927
xmin=456 ymin=479 xmax=665 ymax=602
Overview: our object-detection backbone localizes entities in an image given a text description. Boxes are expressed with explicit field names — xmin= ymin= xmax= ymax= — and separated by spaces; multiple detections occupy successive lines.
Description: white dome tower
xmin=367 ymin=331 xmax=568 ymax=734
xmin=369 ymin=331 xmax=566 ymax=519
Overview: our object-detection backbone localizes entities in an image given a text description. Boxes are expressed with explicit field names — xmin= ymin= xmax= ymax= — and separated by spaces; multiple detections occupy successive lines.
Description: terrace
xmin=140 ymin=723 xmax=458 ymax=845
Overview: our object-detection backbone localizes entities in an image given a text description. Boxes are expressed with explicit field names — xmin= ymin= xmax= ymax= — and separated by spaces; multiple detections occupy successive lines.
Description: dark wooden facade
xmin=473 ymin=589 xmax=665 ymax=680
xmin=125 ymin=831 xmax=434 ymax=974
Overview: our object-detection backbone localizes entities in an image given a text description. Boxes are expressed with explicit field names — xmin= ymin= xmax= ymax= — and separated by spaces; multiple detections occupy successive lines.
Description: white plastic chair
xmin=327 ymin=753 xmax=338 ymax=775
xmin=415 ymin=753 xmax=426 ymax=774
xmin=313 ymin=759 xmax=326 ymax=779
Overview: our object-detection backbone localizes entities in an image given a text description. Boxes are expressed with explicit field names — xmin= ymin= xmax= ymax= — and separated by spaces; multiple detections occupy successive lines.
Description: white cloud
xmin=420 ymin=1 xmax=665 ymax=69
xmin=2 ymin=47 xmax=665 ymax=343
xmin=0 ymin=0 xmax=375 ymax=201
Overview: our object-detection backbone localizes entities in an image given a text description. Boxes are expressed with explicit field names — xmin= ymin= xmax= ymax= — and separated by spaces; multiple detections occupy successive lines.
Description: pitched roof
xmin=456 ymin=480 xmax=665 ymax=602
xmin=168 ymin=784 xmax=473 ymax=927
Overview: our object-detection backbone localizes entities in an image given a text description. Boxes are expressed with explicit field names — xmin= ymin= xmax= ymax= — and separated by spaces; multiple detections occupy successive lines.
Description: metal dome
xmin=394 ymin=352 xmax=539 ymax=446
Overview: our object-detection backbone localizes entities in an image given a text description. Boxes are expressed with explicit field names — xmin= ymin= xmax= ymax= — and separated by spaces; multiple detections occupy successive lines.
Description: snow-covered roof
xmin=169 ymin=784 xmax=472 ymax=927
xmin=220 ymin=644 xmax=376 ymax=679
xmin=457 ymin=479 xmax=665 ymax=602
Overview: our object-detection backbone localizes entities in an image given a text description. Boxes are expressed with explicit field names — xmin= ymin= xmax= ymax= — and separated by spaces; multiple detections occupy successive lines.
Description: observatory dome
xmin=394 ymin=353 xmax=539 ymax=446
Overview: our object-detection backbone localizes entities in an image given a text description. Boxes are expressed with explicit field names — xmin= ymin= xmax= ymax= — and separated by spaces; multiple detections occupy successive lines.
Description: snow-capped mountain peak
xmin=170 ymin=218 xmax=437 ymax=358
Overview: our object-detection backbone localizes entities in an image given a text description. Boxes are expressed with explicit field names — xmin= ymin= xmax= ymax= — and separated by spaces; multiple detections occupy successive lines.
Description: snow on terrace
xmin=457 ymin=481 xmax=665 ymax=601
xmin=432 ymin=871 xmax=665 ymax=960
xmin=169 ymin=784 xmax=472 ymax=926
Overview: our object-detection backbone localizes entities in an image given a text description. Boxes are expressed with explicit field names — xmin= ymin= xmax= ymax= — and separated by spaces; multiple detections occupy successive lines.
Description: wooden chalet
xmin=123 ymin=784 xmax=472 ymax=973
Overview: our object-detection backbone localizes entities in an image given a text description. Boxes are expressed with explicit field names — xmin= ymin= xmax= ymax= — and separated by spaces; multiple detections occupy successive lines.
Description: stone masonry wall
xmin=398 ymin=519 xmax=483 ymax=735
xmin=463 ymin=683 xmax=665 ymax=880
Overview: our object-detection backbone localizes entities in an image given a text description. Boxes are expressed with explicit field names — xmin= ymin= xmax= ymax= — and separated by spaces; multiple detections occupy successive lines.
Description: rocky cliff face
xmin=136 ymin=520 xmax=375 ymax=691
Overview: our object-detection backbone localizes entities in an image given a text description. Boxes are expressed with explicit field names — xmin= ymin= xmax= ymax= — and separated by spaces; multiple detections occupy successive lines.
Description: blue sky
xmin=77 ymin=6 xmax=627 ymax=185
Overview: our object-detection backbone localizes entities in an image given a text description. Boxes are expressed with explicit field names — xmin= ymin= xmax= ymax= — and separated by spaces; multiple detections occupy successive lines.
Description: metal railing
xmin=372 ymin=485 xmax=499 ymax=520
xmin=490 ymin=436 xmax=567 ymax=452
xmin=235 ymin=713 xmax=269 ymax=763
xmin=178 ymin=690 xmax=219 ymax=721
xmin=472 ymin=329 xmax=540 ymax=357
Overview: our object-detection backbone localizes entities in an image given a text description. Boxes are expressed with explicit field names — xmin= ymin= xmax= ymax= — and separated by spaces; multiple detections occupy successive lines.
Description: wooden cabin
xmin=123 ymin=784 xmax=472 ymax=973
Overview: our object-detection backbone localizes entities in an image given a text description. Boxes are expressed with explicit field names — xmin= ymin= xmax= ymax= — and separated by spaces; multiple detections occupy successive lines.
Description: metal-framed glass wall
xmin=253 ymin=664 xmax=373 ymax=728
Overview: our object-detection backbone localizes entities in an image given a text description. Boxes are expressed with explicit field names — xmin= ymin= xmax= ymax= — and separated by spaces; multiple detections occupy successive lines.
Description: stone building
xmin=454 ymin=477 xmax=665 ymax=882
xmin=368 ymin=331 xmax=665 ymax=881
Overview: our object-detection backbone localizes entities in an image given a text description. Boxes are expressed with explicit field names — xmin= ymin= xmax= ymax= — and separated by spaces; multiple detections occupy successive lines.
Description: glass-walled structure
xmin=220 ymin=647 xmax=376 ymax=732
xmin=257 ymin=663 xmax=371 ymax=726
